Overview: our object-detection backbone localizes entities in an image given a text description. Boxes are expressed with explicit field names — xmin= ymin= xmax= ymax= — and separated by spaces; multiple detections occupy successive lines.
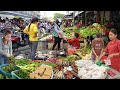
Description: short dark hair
xmin=4 ymin=30 xmax=11 ymax=36
xmin=110 ymin=28 xmax=117 ymax=35
xmin=31 ymin=17 xmax=39 ymax=23
xmin=75 ymin=33 xmax=79 ymax=38
xmin=96 ymin=33 xmax=101 ymax=38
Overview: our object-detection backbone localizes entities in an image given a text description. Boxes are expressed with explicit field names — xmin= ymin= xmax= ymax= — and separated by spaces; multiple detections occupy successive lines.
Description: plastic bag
xmin=104 ymin=58 xmax=111 ymax=66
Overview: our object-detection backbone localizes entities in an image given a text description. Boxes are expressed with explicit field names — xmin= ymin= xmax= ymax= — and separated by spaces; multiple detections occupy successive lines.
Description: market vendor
xmin=99 ymin=28 xmax=120 ymax=72
xmin=91 ymin=33 xmax=104 ymax=61
xmin=65 ymin=33 xmax=80 ymax=55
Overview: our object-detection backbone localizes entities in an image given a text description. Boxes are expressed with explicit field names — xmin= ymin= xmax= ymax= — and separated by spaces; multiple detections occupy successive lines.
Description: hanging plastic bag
xmin=104 ymin=57 xmax=111 ymax=66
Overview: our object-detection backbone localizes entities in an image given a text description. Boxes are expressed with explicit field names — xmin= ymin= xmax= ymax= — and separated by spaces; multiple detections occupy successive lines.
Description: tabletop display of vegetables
xmin=18 ymin=62 xmax=42 ymax=72
xmin=14 ymin=69 xmax=31 ymax=79
xmin=18 ymin=61 xmax=55 ymax=72
xmin=55 ymin=55 xmax=80 ymax=66
xmin=15 ymin=59 xmax=32 ymax=66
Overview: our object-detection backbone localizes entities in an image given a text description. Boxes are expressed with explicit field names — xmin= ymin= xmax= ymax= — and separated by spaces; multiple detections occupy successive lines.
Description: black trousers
xmin=52 ymin=36 xmax=61 ymax=50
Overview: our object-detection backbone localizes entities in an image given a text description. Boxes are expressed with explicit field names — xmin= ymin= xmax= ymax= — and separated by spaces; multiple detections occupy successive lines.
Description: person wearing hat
xmin=23 ymin=17 xmax=39 ymax=60
xmin=91 ymin=33 xmax=104 ymax=61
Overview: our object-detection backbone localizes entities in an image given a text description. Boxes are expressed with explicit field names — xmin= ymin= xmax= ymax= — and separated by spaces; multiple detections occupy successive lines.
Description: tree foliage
xmin=53 ymin=13 xmax=64 ymax=20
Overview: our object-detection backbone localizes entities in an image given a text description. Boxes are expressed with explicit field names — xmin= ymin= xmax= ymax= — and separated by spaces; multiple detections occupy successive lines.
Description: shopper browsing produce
xmin=23 ymin=17 xmax=39 ymax=60
xmin=1 ymin=30 xmax=12 ymax=56
xmin=91 ymin=33 xmax=104 ymax=61
xmin=0 ymin=30 xmax=12 ymax=64
xmin=99 ymin=28 xmax=120 ymax=72
xmin=52 ymin=19 xmax=63 ymax=50
xmin=66 ymin=33 xmax=80 ymax=55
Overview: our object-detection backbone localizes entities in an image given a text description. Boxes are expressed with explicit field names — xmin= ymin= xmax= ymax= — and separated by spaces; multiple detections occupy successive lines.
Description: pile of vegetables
xmin=0 ymin=74 xmax=5 ymax=79
xmin=8 ymin=56 xmax=16 ymax=64
xmin=17 ymin=60 xmax=55 ymax=72
xmin=75 ymin=46 xmax=91 ymax=60
xmin=55 ymin=55 xmax=81 ymax=66
xmin=31 ymin=61 xmax=56 ymax=68
xmin=15 ymin=59 xmax=31 ymax=66
xmin=80 ymin=26 xmax=99 ymax=38
xmin=63 ymin=26 xmax=80 ymax=39
xmin=65 ymin=55 xmax=80 ymax=61
xmin=14 ymin=69 xmax=31 ymax=79
xmin=2 ymin=64 xmax=18 ymax=73
xmin=63 ymin=23 xmax=109 ymax=41
xmin=18 ymin=62 xmax=42 ymax=72
xmin=80 ymin=23 xmax=108 ymax=38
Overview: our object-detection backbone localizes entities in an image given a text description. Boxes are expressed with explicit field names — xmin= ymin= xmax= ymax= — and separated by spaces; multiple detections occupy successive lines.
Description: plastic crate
xmin=11 ymin=70 xmax=22 ymax=79
xmin=0 ymin=64 xmax=20 ymax=78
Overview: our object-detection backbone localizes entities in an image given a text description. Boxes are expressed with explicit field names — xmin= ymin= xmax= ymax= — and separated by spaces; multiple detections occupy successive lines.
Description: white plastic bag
xmin=104 ymin=58 xmax=111 ymax=66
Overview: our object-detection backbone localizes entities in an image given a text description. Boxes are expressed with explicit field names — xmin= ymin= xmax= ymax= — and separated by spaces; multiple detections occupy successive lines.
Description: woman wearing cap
xmin=24 ymin=17 xmax=39 ymax=60
xmin=91 ymin=33 xmax=104 ymax=61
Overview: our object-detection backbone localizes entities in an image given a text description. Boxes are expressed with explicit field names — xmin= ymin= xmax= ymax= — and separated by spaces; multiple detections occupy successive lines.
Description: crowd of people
xmin=0 ymin=17 xmax=55 ymax=63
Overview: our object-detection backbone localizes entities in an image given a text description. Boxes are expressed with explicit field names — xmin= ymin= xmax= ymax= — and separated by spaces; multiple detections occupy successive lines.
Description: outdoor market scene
xmin=0 ymin=11 xmax=120 ymax=79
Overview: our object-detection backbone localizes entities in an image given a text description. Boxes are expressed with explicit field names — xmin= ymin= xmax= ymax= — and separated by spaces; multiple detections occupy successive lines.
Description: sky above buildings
xmin=40 ymin=11 xmax=67 ymax=18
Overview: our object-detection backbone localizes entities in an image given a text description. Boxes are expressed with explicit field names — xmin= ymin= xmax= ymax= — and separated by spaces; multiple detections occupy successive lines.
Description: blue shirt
xmin=53 ymin=24 xmax=60 ymax=37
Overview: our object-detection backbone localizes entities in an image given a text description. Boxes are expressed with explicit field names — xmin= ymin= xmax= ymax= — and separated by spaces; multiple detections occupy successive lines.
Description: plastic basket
xmin=0 ymin=64 xmax=20 ymax=78
xmin=0 ymin=69 xmax=6 ymax=79
xmin=11 ymin=70 xmax=22 ymax=79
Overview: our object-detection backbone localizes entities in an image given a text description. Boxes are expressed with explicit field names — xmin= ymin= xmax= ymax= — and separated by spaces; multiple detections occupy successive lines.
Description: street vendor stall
xmin=0 ymin=51 xmax=120 ymax=79
xmin=0 ymin=22 xmax=119 ymax=79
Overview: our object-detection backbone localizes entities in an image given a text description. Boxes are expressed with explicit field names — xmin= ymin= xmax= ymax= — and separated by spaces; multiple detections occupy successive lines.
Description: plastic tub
xmin=11 ymin=70 xmax=22 ymax=79
xmin=0 ymin=64 xmax=20 ymax=78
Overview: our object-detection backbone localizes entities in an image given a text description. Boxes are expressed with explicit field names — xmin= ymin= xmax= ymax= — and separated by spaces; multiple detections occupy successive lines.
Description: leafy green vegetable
xmin=8 ymin=56 xmax=16 ymax=64
xmin=62 ymin=55 xmax=80 ymax=62
xmin=0 ymin=74 xmax=5 ymax=79
xmin=15 ymin=59 xmax=31 ymax=66
xmin=2 ymin=64 xmax=18 ymax=73
xmin=14 ymin=69 xmax=31 ymax=79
